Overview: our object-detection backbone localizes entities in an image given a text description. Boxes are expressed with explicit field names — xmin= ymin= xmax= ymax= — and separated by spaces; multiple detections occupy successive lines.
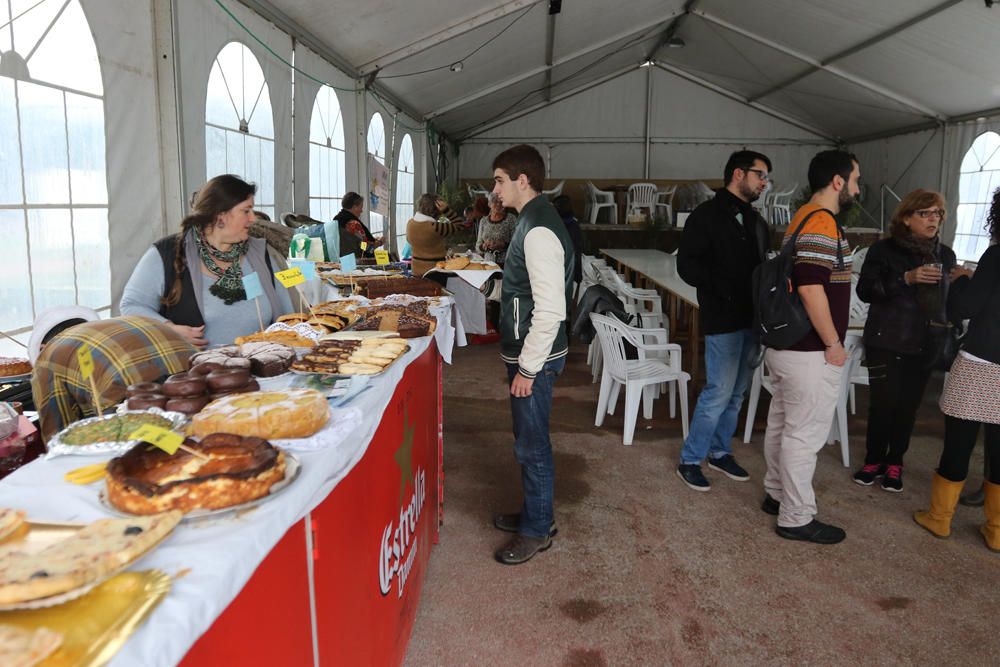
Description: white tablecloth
xmin=0 ymin=320 xmax=450 ymax=667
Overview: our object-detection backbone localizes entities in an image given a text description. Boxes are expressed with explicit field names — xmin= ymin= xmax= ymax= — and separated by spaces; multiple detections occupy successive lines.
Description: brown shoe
xmin=494 ymin=533 xmax=553 ymax=565
xmin=493 ymin=513 xmax=558 ymax=537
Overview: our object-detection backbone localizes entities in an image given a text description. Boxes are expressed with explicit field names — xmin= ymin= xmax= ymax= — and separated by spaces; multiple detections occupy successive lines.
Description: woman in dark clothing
xmin=332 ymin=192 xmax=381 ymax=257
xmin=853 ymin=189 xmax=957 ymax=492
xmin=914 ymin=187 xmax=1000 ymax=550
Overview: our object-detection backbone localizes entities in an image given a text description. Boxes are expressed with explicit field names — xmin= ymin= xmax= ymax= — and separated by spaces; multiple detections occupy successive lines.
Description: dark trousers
xmin=506 ymin=357 xmax=565 ymax=538
xmin=937 ymin=417 xmax=1000 ymax=483
xmin=863 ymin=347 xmax=933 ymax=466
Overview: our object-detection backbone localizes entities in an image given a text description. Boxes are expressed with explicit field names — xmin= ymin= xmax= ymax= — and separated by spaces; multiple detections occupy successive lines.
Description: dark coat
xmin=856 ymin=237 xmax=956 ymax=356
xmin=676 ymin=189 xmax=769 ymax=335
xmin=572 ymin=284 xmax=632 ymax=344
xmin=948 ymin=244 xmax=1000 ymax=365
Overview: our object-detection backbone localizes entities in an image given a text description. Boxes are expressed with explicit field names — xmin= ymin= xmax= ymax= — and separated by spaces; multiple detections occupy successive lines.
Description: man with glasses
xmin=676 ymin=150 xmax=772 ymax=492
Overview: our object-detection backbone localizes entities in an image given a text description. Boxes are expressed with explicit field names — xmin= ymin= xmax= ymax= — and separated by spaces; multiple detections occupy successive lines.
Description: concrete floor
xmin=405 ymin=342 xmax=998 ymax=666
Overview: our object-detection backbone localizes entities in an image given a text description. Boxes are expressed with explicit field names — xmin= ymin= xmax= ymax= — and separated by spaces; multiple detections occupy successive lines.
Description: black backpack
xmin=752 ymin=208 xmax=843 ymax=350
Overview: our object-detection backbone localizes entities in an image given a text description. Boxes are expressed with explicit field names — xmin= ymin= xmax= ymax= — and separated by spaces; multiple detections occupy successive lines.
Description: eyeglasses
xmin=745 ymin=168 xmax=770 ymax=181
xmin=915 ymin=208 xmax=945 ymax=219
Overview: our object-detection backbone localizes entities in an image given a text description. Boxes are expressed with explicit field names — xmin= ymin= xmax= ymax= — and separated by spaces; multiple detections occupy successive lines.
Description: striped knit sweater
xmin=406 ymin=208 xmax=465 ymax=277
xmin=785 ymin=203 xmax=853 ymax=352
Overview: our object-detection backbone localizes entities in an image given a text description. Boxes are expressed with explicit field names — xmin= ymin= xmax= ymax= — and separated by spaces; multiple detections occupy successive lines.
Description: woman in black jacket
xmin=854 ymin=189 xmax=957 ymax=492
xmin=915 ymin=190 xmax=1000 ymax=550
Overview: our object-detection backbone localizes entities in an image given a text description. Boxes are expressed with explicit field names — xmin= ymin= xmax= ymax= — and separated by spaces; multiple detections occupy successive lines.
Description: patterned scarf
xmin=195 ymin=230 xmax=249 ymax=304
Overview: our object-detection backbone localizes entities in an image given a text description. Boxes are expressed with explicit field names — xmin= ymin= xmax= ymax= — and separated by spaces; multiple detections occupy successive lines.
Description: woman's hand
xmin=434 ymin=198 xmax=449 ymax=213
xmin=904 ymin=265 xmax=942 ymax=285
xmin=169 ymin=323 xmax=208 ymax=348
xmin=949 ymin=266 xmax=974 ymax=281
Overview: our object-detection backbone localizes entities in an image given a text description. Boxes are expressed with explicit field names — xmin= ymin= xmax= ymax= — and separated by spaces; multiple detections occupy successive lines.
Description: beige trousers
xmin=762 ymin=349 xmax=843 ymax=528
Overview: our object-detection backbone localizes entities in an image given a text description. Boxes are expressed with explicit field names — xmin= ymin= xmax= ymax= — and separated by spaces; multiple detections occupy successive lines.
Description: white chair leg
xmin=678 ymin=375 xmax=690 ymax=438
xmin=623 ymin=384 xmax=642 ymax=445
xmin=743 ymin=365 xmax=763 ymax=444
xmin=595 ymin=372 xmax=612 ymax=427
xmin=591 ymin=345 xmax=603 ymax=384
xmin=669 ymin=381 xmax=677 ymax=419
xmin=837 ymin=402 xmax=850 ymax=468
xmin=849 ymin=385 xmax=856 ymax=415
xmin=608 ymin=383 xmax=621 ymax=415
xmin=641 ymin=383 xmax=655 ymax=420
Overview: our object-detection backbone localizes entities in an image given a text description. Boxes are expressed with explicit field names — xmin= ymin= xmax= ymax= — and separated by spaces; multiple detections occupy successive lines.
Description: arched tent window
xmin=367 ymin=112 xmax=388 ymax=236
xmin=394 ymin=134 xmax=414 ymax=250
xmin=308 ymin=85 xmax=345 ymax=222
xmin=0 ymin=0 xmax=109 ymax=355
xmin=956 ymin=131 xmax=1000 ymax=263
xmin=205 ymin=42 xmax=274 ymax=219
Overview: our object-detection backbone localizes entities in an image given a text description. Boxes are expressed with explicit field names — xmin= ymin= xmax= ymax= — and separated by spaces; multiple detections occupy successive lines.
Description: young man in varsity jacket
xmin=487 ymin=144 xmax=575 ymax=565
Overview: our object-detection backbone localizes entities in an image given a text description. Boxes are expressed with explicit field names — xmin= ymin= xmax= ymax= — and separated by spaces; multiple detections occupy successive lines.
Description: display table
xmin=0 ymin=329 xmax=447 ymax=666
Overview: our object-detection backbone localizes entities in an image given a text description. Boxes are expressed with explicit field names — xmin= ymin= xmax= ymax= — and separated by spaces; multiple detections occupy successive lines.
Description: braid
xmin=161 ymin=216 xmax=209 ymax=306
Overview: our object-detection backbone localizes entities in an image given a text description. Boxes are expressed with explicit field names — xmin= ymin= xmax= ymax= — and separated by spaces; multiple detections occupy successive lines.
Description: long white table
xmin=0 ymin=305 xmax=458 ymax=666
xmin=600 ymin=248 xmax=704 ymax=379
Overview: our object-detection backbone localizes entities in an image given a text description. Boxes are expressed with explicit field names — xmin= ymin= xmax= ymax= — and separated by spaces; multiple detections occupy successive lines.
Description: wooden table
xmin=599 ymin=248 xmax=702 ymax=380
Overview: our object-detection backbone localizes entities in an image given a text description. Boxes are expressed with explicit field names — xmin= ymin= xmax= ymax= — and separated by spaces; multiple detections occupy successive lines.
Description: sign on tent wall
xmin=368 ymin=154 xmax=390 ymax=217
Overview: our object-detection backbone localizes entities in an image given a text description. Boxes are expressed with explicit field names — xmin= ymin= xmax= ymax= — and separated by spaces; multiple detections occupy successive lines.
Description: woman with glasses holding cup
xmin=915 ymin=189 xmax=1000 ymax=550
xmin=854 ymin=189 xmax=957 ymax=492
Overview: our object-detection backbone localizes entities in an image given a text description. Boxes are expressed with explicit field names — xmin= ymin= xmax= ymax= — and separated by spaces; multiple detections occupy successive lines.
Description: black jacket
xmin=857 ymin=237 xmax=956 ymax=355
xmin=948 ymin=244 xmax=1000 ymax=364
xmin=676 ymin=189 xmax=768 ymax=335
xmin=572 ymin=284 xmax=632 ymax=344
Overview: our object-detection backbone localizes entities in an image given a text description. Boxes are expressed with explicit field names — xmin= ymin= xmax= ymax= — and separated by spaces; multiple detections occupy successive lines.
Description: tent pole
xmin=644 ymin=65 xmax=652 ymax=179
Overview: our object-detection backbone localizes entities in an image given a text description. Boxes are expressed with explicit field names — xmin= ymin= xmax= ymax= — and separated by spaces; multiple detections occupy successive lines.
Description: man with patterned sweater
xmin=488 ymin=144 xmax=575 ymax=565
xmin=761 ymin=150 xmax=859 ymax=545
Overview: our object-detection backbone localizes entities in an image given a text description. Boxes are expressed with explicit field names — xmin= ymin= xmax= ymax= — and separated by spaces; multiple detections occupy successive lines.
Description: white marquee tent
xmin=3 ymin=0 xmax=1000 ymax=352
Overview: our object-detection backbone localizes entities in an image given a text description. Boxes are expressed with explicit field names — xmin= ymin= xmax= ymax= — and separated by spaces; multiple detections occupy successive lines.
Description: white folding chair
xmin=627 ymin=183 xmax=658 ymax=219
xmin=588 ymin=182 xmax=617 ymax=224
xmin=542 ymin=180 xmax=565 ymax=198
xmin=826 ymin=336 xmax=864 ymax=467
xmin=655 ymin=186 xmax=677 ymax=223
xmin=590 ymin=313 xmax=689 ymax=445
xmin=769 ymin=184 xmax=798 ymax=226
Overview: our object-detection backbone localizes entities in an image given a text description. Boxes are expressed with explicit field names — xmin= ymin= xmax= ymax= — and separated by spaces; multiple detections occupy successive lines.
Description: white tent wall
xmin=174 ymin=0 xmax=294 ymax=220
xmin=458 ymin=67 xmax=833 ymax=183
xmin=848 ymin=127 xmax=947 ymax=236
xmin=77 ymin=0 xmax=163 ymax=312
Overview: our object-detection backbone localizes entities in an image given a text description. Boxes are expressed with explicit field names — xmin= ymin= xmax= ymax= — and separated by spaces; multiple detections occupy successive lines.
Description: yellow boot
xmin=913 ymin=474 xmax=965 ymax=538
xmin=980 ymin=481 xmax=1000 ymax=552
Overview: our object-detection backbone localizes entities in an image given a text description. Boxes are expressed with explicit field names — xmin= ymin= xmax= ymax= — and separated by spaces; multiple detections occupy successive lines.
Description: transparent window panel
xmin=206 ymin=126 xmax=227 ymax=180
xmin=367 ymin=113 xmax=384 ymax=157
xmin=249 ymin=81 xmax=273 ymax=139
xmin=21 ymin=1 xmax=102 ymax=96
xmin=370 ymin=212 xmax=383 ymax=237
xmin=72 ymin=207 xmax=110 ymax=309
xmin=0 ymin=3 xmax=11 ymax=52
xmin=259 ymin=139 xmax=274 ymax=207
xmin=215 ymin=43 xmax=246 ymax=123
xmin=206 ymin=63 xmax=236 ymax=128
xmin=225 ymin=130 xmax=246 ymax=183
xmin=66 ymin=92 xmax=107 ymax=204
xmin=0 ymin=78 xmax=21 ymax=204
xmin=0 ymin=332 xmax=31 ymax=358
xmin=10 ymin=0 xmax=66 ymax=62
xmin=959 ymin=174 xmax=975 ymax=204
xmin=0 ymin=210 xmax=33 ymax=331
xmin=27 ymin=208 xmax=75 ymax=312
xmin=334 ymin=148 xmax=345 ymax=200
xmin=309 ymin=144 xmax=319 ymax=199
xmin=19 ymin=82 xmax=69 ymax=205
xmin=257 ymin=206 xmax=274 ymax=221
xmin=245 ymin=136 xmax=261 ymax=195
xmin=309 ymin=93 xmax=326 ymax=144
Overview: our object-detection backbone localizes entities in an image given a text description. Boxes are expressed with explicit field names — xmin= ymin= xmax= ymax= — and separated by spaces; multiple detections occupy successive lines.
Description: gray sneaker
xmin=494 ymin=533 xmax=553 ymax=565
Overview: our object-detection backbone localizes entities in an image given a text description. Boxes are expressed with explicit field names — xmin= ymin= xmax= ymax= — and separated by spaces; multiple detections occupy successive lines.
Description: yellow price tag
xmin=275 ymin=267 xmax=306 ymax=288
xmin=76 ymin=345 xmax=95 ymax=380
xmin=374 ymin=249 xmax=390 ymax=265
xmin=360 ymin=241 xmax=368 ymax=251
xmin=129 ymin=424 xmax=184 ymax=455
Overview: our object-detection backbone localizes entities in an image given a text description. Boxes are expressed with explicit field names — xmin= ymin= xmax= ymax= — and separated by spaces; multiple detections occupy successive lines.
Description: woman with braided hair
xmin=120 ymin=174 xmax=294 ymax=347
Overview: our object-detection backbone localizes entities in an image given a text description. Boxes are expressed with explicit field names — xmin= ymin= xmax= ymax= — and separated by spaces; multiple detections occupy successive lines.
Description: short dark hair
xmin=987 ymin=188 xmax=1000 ymax=243
xmin=491 ymin=144 xmax=545 ymax=192
xmin=42 ymin=318 xmax=87 ymax=345
xmin=552 ymin=195 xmax=575 ymax=219
xmin=723 ymin=150 xmax=772 ymax=185
xmin=342 ymin=192 xmax=364 ymax=210
xmin=808 ymin=150 xmax=858 ymax=193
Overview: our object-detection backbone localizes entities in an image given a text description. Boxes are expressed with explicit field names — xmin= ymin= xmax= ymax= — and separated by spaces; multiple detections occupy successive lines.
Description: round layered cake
xmin=0 ymin=357 xmax=31 ymax=377
xmin=105 ymin=433 xmax=287 ymax=515
xmin=189 ymin=342 xmax=295 ymax=377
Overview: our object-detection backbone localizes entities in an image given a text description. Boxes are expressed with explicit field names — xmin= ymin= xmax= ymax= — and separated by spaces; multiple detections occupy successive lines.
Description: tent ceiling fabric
xmin=259 ymin=0 xmax=1000 ymax=141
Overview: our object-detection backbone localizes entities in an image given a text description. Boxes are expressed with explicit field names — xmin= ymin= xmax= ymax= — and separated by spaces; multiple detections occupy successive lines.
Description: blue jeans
xmin=506 ymin=357 xmax=565 ymax=538
xmin=679 ymin=329 xmax=756 ymax=465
